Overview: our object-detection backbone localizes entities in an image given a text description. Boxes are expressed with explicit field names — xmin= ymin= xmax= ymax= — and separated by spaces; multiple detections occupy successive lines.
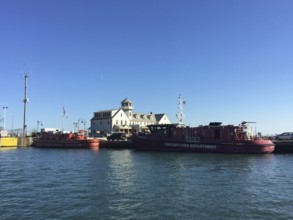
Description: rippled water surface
xmin=1 ymin=147 xmax=292 ymax=219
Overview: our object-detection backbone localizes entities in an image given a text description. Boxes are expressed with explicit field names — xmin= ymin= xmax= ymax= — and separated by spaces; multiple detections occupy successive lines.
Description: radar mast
xmin=176 ymin=95 xmax=185 ymax=125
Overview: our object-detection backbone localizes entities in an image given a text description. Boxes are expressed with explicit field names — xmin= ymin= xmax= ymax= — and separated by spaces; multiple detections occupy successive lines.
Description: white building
xmin=90 ymin=98 xmax=171 ymax=135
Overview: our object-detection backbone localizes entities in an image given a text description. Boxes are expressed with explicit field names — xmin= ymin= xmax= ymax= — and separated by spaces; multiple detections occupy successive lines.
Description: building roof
xmin=93 ymin=109 xmax=117 ymax=113
xmin=155 ymin=113 xmax=166 ymax=122
xmin=132 ymin=112 xmax=156 ymax=122
xmin=121 ymin=98 xmax=132 ymax=103
xmin=113 ymin=125 xmax=132 ymax=129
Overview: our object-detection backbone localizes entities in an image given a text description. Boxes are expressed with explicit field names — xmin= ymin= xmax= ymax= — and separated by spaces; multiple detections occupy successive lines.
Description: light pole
xmin=2 ymin=106 xmax=8 ymax=130
xmin=81 ymin=119 xmax=87 ymax=133
xmin=73 ymin=122 xmax=78 ymax=133
xmin=78 ymin=118 xmax=83 ymax=131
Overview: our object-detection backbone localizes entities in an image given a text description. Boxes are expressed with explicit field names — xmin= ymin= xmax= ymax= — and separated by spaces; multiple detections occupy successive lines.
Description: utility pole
xmin=23 ymin=74 xmax=29 ymax=136
xmin=2 ymin=106 xmax=8 ymax=130
xmin=11 ymin=114 xmax=14 ymax=136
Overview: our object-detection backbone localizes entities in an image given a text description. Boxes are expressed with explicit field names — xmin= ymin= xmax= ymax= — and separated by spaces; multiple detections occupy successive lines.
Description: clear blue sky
xmin=1 ymin=0 xmax=292 ymax=135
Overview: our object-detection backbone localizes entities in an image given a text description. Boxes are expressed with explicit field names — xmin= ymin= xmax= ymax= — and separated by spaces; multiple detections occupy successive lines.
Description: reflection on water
xmin=0 ymin=146 xmax=18 ymax=151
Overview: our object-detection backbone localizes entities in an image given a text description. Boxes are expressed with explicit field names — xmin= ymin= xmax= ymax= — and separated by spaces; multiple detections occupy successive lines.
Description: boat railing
xmin=186 ymin=137 xmax=200 ymax=143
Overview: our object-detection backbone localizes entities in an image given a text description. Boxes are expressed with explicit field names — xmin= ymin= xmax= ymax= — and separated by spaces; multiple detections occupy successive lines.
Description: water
xmin=0 ymin=147 xmax=292 ymax=220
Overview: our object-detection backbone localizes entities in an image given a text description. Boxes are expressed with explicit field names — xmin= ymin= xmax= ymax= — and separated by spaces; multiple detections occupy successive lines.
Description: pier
xmin=0 ymin=137 xmax=33 ymax=147
xmin=100 ymin=140 xmax=135 ymax=149
xmin=273 ymin=141 xmax=293 ymax=153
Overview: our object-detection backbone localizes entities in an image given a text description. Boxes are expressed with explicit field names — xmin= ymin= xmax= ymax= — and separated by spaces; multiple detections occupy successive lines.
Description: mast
xmin=23 ymin=74 xmax=29 ymax=136
xmin=62 ymin=106 xmax=68 ymax=131
xmin=176 ymin=95 xmax=185 ymax=125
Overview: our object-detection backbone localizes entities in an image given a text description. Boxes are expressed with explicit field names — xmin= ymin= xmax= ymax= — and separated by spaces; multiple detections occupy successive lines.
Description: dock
xmin=100 ymin=140 xmax=135 ymax=149
xmin=0 ymin=137 xmax=33 ymax=147
xmin=273 ymin=141 xmax=293 ymax=153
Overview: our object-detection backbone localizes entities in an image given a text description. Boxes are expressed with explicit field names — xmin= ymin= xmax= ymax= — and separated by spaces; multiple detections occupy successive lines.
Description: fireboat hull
xmin=132 ymin=137 xmax=274 ymax=154
xmin=32 ymin=139 xmax=99 ymax=149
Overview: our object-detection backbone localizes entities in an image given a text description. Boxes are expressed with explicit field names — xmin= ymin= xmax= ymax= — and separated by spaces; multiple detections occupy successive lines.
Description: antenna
xmin=176 ymin=94 xmax=185 ymax=125
xmin=61 ymin=106 xmax=69 ymax=131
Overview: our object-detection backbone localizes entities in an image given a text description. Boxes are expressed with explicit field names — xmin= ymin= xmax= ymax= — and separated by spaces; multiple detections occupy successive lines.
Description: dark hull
xmin=32 ymin=139 xmax=99 ymax=149
xmin=273 ymin=141 xmax=293 ymax=153
xmin=132 ymin=137 xmax=274 ymax=154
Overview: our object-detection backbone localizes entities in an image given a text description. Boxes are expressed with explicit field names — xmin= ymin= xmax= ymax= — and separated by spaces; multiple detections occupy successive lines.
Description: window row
xmin=95 ymin=112 xmax=111 ymax=118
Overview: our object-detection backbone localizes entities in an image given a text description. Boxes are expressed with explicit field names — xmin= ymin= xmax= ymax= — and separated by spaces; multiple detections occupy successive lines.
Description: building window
xmin=116 ymin=120 xmax=118 ymax=125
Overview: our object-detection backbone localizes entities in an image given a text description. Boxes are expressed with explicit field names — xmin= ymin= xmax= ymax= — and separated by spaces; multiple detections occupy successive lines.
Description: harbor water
xmin=0 ymin=147 xmax=292 ymax=219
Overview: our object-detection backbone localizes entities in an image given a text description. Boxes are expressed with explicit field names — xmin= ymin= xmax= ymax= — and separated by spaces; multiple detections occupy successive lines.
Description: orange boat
xmin=32 ymin=130 xmax=99 ymax=149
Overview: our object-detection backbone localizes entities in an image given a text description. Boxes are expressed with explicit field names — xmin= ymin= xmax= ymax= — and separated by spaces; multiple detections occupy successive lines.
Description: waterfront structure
xmin=0 ymin=137 xmax=18 ymax=147
xmin=90 ymin=98 xmax=171 ymax=135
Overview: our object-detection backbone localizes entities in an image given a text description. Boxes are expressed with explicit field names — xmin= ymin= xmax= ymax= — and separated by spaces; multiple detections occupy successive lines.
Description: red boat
xmin=132 ymin=122 xmax=275 ymax=154
xmin=32 ymin=130 xmax=99 ymax=149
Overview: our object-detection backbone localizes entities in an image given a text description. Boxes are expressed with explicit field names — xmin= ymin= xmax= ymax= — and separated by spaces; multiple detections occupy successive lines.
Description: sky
xmin=0 ymin=0 xmax=292 ymax=135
